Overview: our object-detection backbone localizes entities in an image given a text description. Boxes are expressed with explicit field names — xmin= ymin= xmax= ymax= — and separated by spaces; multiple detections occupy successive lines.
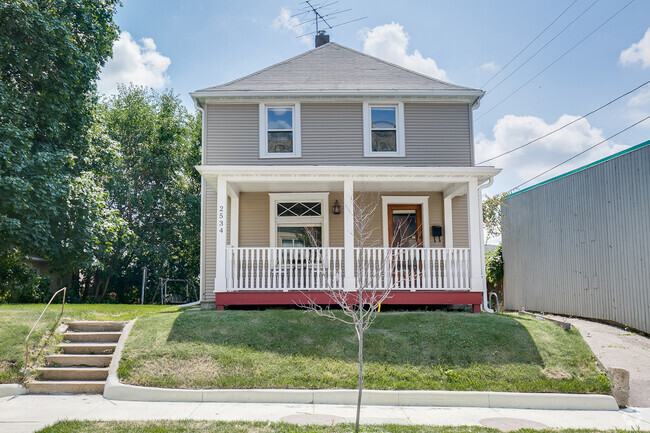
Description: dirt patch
xmin=542 ymin=368 xmax=572 ymax=380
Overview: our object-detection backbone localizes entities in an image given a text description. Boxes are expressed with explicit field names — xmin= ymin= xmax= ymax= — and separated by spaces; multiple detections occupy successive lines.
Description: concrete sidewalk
xmin=1 ymin=395 xmax=649 ymax=433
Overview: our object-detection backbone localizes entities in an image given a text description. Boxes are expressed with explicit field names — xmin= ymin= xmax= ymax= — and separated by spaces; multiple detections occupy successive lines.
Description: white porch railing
xmin=355 ymin=247 xmax=470 ymax=290
xmin=226 ymin=247 xmax=344 ymax=291
xmin=226 ymin=247 xmax=470 ymax=291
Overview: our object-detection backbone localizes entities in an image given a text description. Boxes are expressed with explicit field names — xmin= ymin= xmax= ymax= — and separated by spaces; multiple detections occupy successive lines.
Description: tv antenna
xmin=292 ymin=1 xmax=367 ymax=38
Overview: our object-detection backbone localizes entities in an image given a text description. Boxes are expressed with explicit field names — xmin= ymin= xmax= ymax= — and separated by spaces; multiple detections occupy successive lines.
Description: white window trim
xmin=363 ymin=102 xmax=405 ymax=157
xmin=268 ymin=193 xmax=329 ymax=247
xmin=381 ymin=196 xmax=430 ymax=248
xmin=259 ymin=103 xmax=302 ymax=158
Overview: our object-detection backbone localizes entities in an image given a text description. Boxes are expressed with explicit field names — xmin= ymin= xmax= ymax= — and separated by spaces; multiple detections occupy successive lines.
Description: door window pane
xmin=392 ymin=211 xmax=418 ymax=247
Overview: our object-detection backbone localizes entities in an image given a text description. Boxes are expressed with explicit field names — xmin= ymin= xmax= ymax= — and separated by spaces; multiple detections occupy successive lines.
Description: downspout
xmin=194 ymin=98 xmax=206 ymax=305
xmin=478 ymin=176 xmax=495 ymax=313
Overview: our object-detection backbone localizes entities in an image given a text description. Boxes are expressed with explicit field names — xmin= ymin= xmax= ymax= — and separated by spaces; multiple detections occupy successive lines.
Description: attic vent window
xmin=363 ymin=102 xmax=406 ymax=157
xmin=259 ymin=103 xmax=302 ymax=158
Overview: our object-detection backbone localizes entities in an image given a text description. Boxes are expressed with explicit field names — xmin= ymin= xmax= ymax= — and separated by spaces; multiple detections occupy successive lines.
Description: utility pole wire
xmin=511 ymin=114 xmax=650 ymax=191
xmin=477 ymin=0 xmax=635 ymax=121
xmin=477 ymin=80 xmax=650 ymax=164
xmin=481 ymin=0 xmax=579 ymax=89
xmin=485 ymin=0 xmax=597 ymax=95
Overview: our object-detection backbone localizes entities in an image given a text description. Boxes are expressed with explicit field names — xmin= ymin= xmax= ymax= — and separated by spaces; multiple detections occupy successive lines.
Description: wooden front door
xmin=388 ymin=204 xmax=423 ymax=248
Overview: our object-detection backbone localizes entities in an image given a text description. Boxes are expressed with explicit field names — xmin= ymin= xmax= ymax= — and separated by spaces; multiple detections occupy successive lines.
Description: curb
xmin=103 ymin=318 xmax=618 ymax=411
xmin=104 ymin=380 xmax=618 ymax=411
xmin=0 ymin=384 xmax=27 ymax=398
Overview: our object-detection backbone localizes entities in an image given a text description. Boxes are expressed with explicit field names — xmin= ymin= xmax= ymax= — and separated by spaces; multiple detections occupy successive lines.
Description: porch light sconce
xmin=332 ymin=200 xmax=341 ymax=215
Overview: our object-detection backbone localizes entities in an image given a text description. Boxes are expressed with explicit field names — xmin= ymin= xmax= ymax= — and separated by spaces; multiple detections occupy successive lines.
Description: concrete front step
xmin=37 ymin=367 xmax=109 ymax=381
xmin=26 ymin=380 xmax=105 ymax=394
xmin=66 ymin=321 xmax=126 ymax=332
xmin=46 ymin=354 xmax=113 ymax=367
xmin=63 ymin=331 xmax=122 ymax=343
xmin=58 ymin=342 xmax=117 ymax=355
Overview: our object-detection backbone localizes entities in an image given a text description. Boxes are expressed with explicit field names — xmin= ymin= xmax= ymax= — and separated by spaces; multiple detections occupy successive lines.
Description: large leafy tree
xmin=87 ymin=85 xmax=201 ymax=302
xmin=0 ymin=0 xmax=120 ymax=264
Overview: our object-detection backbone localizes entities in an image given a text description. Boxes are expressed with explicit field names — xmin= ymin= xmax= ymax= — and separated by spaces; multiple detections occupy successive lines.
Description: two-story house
xmin=191 ymin=40 xmax=500 ymax=311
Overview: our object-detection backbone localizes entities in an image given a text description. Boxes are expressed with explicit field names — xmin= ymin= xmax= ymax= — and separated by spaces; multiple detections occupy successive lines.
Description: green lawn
xmin=34 ymin=421 xmax=648 ymax=433
xmin=0 ymin=304 xmax=182 ymax=384
xmin=119 ymin=309 xmax=609 ymax=394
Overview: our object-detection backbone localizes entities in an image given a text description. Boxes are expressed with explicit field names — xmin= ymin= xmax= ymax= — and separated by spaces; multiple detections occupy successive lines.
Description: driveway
xmin=554 ymin=315 xmax=650 ymax=407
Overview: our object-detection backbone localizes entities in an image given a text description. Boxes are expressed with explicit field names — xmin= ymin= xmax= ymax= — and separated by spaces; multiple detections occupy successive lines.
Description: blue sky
xmin=99 ymin=0 xmax=650 ymax=195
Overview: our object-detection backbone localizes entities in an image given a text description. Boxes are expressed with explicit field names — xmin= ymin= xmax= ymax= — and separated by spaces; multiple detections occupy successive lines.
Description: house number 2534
xmin=218 ymin=206 xmax=224 ymax=233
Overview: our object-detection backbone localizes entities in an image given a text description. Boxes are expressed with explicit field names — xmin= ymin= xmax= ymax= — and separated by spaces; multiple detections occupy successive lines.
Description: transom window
xmin=363 ymin=102 xmax=405 ymax=157
xmin=269 ymin=193 xmax=329 ymax=247
xmin=277 ymin=202 xmax=322 ymax=217
xmin=259 ymin=103 xmax=302 ymax=158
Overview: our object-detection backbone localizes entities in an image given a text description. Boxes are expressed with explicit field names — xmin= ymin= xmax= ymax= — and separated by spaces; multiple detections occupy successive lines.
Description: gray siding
xmin=201 ymin=182 xmax=216 ymax=305
xmin=502 ymin=145 xmax=650 ymax=333
xmin=452 ymin=196 xmax=469 ymax=248
xmin=205 ymin=102 xmax=472 ymax=166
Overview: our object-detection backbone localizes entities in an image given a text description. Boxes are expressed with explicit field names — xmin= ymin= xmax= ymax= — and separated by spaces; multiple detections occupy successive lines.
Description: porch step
xmin=37 ymin=367 xmax=109 ymax=381
xmin=63 ymin=331 xmax=122 ymax=343
xmin=29 ymin=320 xmax=126 ymax=395
xmin=46 ymin=354 xmax=113 ymax=367
xmin=66 ymin=321 xmax=126 ymax=332
xmin=26 ymin=380 xmax=105 ymax=394
xmin=57 ymin=342 xmax=117 ymax=355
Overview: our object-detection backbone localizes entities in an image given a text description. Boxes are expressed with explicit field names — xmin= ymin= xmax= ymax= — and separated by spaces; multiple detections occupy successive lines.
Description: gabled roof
xmin=192 ymin=43 xmax=483 ymax=103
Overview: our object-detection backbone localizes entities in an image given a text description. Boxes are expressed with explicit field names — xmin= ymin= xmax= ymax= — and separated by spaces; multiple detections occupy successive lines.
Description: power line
xmin=476 ymin=0 xmax=635 ymax=121
xmin=477 ymin=80 xmax=650 ymax=164
xmin=511 ymin=114 xmax=650 ymax=191
xmin=485 ymin=0 xmax=598 ymax=95
xmin=481 ymin=0 xmax=579 ymax=89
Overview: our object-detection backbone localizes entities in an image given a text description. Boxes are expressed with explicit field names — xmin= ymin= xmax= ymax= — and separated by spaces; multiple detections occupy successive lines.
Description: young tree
xmin=482 ymin=192 xmax=507 ymax=241
xmin=301 ymin=194 xmax=416 ymax=433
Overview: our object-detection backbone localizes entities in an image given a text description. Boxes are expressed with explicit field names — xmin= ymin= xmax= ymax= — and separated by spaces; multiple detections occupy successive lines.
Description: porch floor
xmin=214 ymin=290 xmax=482 ymax=313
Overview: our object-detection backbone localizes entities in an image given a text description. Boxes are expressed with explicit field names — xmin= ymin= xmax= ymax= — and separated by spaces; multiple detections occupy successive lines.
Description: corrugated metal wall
xmin=502 ymin=145 xmax=650 ymax=333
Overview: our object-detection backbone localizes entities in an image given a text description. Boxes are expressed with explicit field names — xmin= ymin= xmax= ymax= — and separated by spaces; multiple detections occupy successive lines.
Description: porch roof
xmin=196 ymin=165 xmax=500 ymax=194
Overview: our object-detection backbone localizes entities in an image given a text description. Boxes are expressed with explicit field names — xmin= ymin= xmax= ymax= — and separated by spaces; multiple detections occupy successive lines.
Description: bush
xmin=0 ymin=252 xmax=50 ymax=303
xmin=485 ymin=244 xmax=503 ymax=287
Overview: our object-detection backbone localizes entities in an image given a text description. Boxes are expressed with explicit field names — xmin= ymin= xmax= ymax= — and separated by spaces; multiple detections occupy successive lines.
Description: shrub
xmin=0 ymin=252 xmax=50 ymax=303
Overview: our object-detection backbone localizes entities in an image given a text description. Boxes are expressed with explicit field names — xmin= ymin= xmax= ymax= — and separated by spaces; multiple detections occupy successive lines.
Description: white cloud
xmin=360 ymin=23 xmax=447 ymax=81
xmin=476 ymin=114 xmax=628 ymax=190
xmin=628 ymin=87 xmax=650 ymax=106
xmin=620 ymin=27 xmax=650 ymax=69
xmin=479 ymin=62 xmax=500 ymax=72
xmin=98 ymin=31 xmax=171 ymax=94
xmin=272 ymin=8 xmax=311 ymax=46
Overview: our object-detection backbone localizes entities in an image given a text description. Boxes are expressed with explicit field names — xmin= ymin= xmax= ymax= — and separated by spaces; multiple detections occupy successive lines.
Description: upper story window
xmin=259 ymin=103 xmax=301 ymax=158
xmin=363 ymin=102 xmax=405 ymax=157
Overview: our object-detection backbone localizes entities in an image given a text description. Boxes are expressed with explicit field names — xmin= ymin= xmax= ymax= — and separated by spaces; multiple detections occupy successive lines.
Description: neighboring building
xmin=191 ymin=39 xmax=499 ymax=311
xmin=502 ymin=140 xmax=650 ymax=333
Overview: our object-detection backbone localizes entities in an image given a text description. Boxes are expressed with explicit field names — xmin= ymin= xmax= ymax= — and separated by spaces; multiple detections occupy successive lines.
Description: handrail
xmin=24 ymin=287 xmax=66 ymax=372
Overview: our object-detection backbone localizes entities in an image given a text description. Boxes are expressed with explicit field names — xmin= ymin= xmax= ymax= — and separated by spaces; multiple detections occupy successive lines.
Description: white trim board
xmin=381 ymin=196 xmax=430 ymax=248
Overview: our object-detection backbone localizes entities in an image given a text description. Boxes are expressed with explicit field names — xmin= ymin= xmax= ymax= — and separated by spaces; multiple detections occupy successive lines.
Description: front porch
xmin=197 ymin=165 xmax=499 ymax=311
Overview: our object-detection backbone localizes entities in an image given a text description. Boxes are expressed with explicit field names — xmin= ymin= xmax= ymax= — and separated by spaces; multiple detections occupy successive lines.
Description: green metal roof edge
xmin=507 ymin=139 xmax=650 ymax=199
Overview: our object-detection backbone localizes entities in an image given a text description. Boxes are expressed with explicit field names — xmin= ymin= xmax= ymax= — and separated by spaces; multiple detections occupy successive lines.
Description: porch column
xmin=467 ymin=177 xmax=483 ymax=295
xmin=343 ymin=179 xmax=355 ymax=291
xmin=443 ymin=196 xmax=454 ymax=248
xmin=215 ymin=176 xmax=228 ymax=293
xmin=228 ymin=185 xmax=239 ymax=248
